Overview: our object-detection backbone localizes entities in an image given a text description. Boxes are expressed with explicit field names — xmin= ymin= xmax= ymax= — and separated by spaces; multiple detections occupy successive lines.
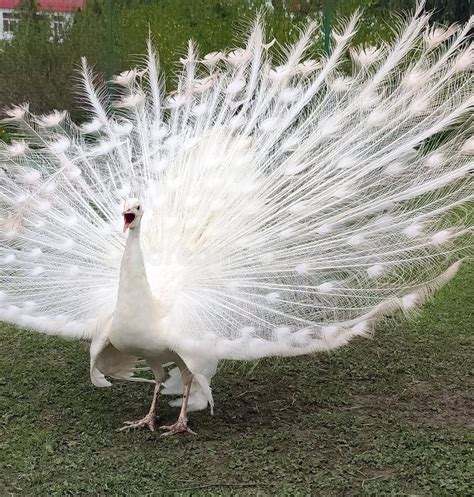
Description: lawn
xmin=1 ymin=265 xmax=472 ymax=496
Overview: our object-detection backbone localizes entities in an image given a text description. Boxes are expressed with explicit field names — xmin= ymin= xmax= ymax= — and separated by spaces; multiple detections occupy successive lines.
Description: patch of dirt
xmin=215 ymin=378 xmax=473 ymax=432
xmin=352 ymin=381 xmax=473 ymax=428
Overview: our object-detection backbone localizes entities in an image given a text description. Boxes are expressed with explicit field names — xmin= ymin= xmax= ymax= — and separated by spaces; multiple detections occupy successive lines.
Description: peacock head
xmin=122 ymin=198 xmax=143 ymax=232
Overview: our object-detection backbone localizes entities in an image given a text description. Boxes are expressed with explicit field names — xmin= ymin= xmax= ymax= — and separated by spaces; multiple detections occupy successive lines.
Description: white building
xmin=0 ymin=0 xmax=84 ymax=40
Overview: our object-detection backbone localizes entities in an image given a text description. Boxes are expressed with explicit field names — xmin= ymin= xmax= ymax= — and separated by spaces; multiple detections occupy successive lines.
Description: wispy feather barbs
xmin=424 ymin=25 xmax=459 ymax=49
xmin=201 ymin=51 xmax=224 ymax=66
xmin=351 ymin=45 xmax=383 ymax=66
xmin=113 ymin=69 xmax=142 ymax=87
xmin=3 ymin=140 xmax=29 ymax=158
xmin=34 ymin=110 xmax=67 ymax=128
xmin=80 ymin=117 xmax=103 ymax=134
xmin=3 ymin=103 xmax=29 ymax=121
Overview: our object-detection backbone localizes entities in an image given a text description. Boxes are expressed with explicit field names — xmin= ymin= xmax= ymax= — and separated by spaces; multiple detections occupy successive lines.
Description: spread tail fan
xmin=1 ymin=4 xmax=472 ymax=373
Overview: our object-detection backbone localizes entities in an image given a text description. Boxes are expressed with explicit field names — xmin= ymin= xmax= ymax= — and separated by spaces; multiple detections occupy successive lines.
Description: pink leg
xmin=119 ymin=382 xmax=160 ymax=432
xmin=160 ymin=374 xmax=196 ymax=436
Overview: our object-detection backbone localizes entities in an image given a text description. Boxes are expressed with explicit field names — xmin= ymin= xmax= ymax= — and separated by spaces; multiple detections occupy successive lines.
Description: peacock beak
xmin=123 ymin=210 xmax=136 ymax=232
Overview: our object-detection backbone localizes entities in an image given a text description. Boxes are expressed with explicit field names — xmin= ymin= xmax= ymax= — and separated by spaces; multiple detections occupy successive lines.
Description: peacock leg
xmin=119 ymin=382 xmax=160 ymax=432
xmin=160 ymin=369 xmax=196 ymax=436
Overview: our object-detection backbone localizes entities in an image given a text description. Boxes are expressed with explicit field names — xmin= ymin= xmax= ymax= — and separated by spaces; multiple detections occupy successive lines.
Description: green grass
xmin=1 ymin=265 xmax=472 ymax=496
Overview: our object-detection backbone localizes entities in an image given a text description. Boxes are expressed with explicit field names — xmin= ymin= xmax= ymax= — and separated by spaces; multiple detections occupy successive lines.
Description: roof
xmin=0 ymin=0 xmax=85 ymax=12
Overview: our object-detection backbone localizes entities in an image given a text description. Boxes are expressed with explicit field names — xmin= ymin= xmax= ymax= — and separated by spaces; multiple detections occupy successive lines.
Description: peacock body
xmin=0 ymin=5 xmax=472 ymax=432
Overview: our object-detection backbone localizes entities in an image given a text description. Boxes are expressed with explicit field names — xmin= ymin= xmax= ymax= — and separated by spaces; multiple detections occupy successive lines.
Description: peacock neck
xmin=111 ymin=221 xmax=163 ymax=355
xmin=117 ymin=224 xmax=154 ymax=306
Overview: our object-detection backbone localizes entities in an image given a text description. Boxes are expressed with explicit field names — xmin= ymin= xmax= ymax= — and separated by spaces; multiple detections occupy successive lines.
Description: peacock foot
xmin=160 ymin=418 xmax=197 ymax=436
xmin=119 ymin=412 xmax=156 ymax=432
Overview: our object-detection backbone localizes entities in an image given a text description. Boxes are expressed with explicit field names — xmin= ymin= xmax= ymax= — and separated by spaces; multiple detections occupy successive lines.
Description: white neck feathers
xmin=116 ymin=224 xmax=154 ymax=308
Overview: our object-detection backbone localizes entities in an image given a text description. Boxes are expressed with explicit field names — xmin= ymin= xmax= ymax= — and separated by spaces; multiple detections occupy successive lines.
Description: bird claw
xmin=118 ymin=413 xmax=156 ymax=432
xmin=160 ymin=419 xmax=196 ymax=436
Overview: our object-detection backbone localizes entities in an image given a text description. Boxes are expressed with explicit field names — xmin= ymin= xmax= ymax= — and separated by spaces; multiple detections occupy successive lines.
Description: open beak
xmin=122 ymin=210 xmax=136 ymax=232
